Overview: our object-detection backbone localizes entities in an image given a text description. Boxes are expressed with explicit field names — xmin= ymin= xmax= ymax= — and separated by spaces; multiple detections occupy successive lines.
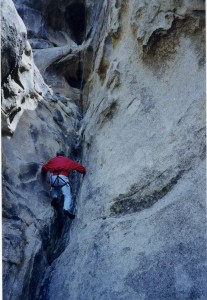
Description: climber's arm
xmin=68 ymin=160 xmax=86 ymax=174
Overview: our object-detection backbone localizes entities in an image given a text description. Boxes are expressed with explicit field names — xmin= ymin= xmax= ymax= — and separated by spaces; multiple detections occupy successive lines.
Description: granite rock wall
xmin=45 ymin=1 xmax=206 ymax=299
xmin=2 ymin=0 xmax=82 ymax=299
xmin=2 ymin=0 xmax=206 ymax=299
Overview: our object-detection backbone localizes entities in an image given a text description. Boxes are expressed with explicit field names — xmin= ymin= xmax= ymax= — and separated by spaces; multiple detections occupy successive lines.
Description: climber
xmin=41 ymin=151 xmax=86 ymax=219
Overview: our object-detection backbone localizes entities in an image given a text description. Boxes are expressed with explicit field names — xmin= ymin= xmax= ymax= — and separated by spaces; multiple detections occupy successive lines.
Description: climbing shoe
xmin=63 ymin=209 xmax=75 ymax=219
xmin=51 ymin=197 xmax=58 ymax=207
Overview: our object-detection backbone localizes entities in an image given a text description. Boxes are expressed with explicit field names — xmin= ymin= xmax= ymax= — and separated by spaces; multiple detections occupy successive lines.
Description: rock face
xmin=13 ymin=0 xmax=89 ymax=102
xmin=2 ymin=0 xmax=81 ymax=299
xmin=45 ymin=1 xmax=206 ymax=299
xmin=2 ymin=0 xmax=206 ymax=300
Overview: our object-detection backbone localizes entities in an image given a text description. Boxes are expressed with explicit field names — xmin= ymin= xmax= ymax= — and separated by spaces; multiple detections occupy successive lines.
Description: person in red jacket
xmin=41 ymin=151 xmax=86 ymax=219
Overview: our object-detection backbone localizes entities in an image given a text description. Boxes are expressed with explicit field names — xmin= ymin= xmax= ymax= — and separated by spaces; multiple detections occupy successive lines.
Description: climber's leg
xmin=50 ymin=176 xmax=60 ymax=206
xmin=50 ymin=175 xmax=75 ymax=218
xmin=62 ymin=185 xmax=75 ymax=219
xmin=63 ymin=209 xmax=75 ymax=219
xmin=61 ymin=183 xmax=73 ymax=212
xmin=52 ymin=187 xmax=59 ymax=199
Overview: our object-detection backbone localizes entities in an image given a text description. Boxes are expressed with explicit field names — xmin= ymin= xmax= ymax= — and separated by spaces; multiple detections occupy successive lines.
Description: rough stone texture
xmin=2 ymin=1 xmax=81 ymax=299
xmin=2 ymin=0 xmax=206 ymax=300
xmin=45 ymin=0 xmax=206 ymax=299
xmin=13 ymin=0 xmax=86 ymax=46
xmin=1 ymin=0 xmax=49 ymax=136
xmin=13 ymin=0 xmax=88 ymax=103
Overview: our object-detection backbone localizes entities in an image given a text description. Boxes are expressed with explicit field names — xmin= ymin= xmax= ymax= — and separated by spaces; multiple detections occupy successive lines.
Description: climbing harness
xmin=50 ymin=170 xmax=70 ymax=188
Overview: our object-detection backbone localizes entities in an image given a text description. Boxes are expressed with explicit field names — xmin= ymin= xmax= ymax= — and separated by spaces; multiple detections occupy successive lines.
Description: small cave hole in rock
xmin=65 ymin=3 xmax=86 ymax=45
xmin=65 ymin=62 xmax=85 ymax=89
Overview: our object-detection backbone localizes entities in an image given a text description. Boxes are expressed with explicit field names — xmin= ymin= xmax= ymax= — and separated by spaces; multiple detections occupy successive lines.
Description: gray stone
xmin=45 ymin=1 xmax=206 ymax=299
xmin=1 ymin=1 xmax=80 ymax=299
xmin=2 ymin=0 xmax=206 ymax=299
xmin=29 ymin=38 xmax=55 ymax=49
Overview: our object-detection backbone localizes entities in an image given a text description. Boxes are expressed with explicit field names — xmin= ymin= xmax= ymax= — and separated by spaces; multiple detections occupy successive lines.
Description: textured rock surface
xmin=2 ymin=0 xmax=206 ymax=300
xmin=13 ymin=0 xmax=88 ymax=102
xmin=45 ymin=0 xmax=206 ymax=299
xmin=2 ymin=1 xmax=81 ymax=299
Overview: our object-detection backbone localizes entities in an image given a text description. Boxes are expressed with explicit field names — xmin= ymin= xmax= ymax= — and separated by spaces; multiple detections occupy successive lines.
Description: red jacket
xmin=41 ymin=156 xmax=86 ymax=177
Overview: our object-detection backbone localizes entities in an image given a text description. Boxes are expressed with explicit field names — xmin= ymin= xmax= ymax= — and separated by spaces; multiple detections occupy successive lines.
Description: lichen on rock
xmin=130 ymin=0 xmax=205 ymax=53
xmin=110 ymin=169 xmax=185 ymax=216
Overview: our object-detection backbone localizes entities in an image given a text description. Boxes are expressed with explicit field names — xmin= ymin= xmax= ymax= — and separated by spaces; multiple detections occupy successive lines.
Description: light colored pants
xmin=50 ymin=175 xmax=72 ymax=211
